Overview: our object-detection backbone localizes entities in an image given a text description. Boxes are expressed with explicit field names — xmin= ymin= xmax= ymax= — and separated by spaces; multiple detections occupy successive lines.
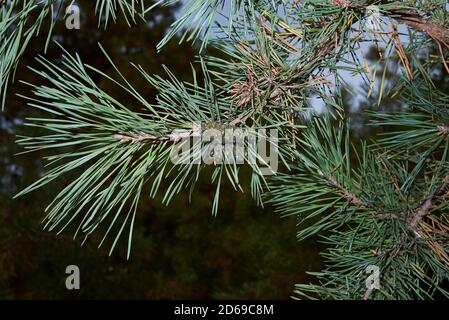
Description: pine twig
xmin=320 ymin=171 xmax=367 ymax=208
xmin=407 ymin=177 xmax=449 ymax=235
xmin=318 ymin=171 xmax=398 ymax=219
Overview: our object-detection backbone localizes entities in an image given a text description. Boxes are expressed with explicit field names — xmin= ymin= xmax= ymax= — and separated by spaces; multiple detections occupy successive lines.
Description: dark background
xmin=0 ymin=1 xmax=322 ymax=299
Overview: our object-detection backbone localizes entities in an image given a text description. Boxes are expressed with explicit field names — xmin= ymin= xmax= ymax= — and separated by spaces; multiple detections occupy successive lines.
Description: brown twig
xmin=408 ymin=196 xmax=433 ymax=231
xmin=392 ymin=24 xmax=413 ymax=80
xmin=386 ymin=8 xmax=449 ymax=74
xmin=320 ymin=171 xmax=367 ymax=208
xmin=407 ymin=177 xmax=449 ymax=235
xmin=395 ymin=14 xmax=449 ymax=46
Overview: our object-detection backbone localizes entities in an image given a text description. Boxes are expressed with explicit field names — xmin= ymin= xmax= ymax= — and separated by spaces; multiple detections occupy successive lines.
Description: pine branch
xmin=408 ymin=176 xmax=449 ymax=235
xmin=391 ymin=9 xmax=449 ymax=45
xmin=338 ymin=1 xmax=449 ymax=44
xmin=9 ymin=0 xmax=449 ymax=297
xmin=318 ymin=170 xmax=399 ymax=219
xmin=318 ymin=170 xmax=367 ymax=209
xmin=15 ymin=43 xmax=289 ymax=254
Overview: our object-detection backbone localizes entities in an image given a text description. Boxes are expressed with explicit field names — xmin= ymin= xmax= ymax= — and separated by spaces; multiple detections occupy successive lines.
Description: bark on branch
xmin=393 ymin=13 xmax=449 ymax=45
xmin=407 ymin=177 xmax=449 ymax=234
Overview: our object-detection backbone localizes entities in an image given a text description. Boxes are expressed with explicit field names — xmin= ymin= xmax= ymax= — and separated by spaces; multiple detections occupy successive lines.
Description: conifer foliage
xmin=2 ymin=0 xmax=449 ymax=299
